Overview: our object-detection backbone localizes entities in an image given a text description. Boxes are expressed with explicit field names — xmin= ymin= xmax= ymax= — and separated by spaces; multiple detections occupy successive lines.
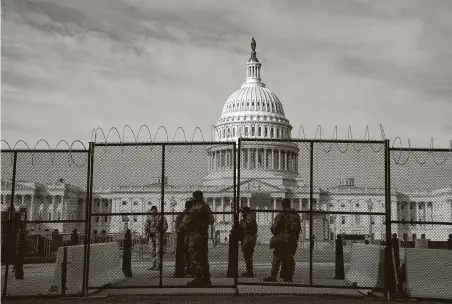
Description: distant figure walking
xmin=145 ymin=206 xmax=168 ymax=271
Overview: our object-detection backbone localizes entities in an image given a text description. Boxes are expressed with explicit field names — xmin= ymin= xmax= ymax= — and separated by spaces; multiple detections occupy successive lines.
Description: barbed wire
xmin=1 ymin=125 xmax=451 ymax=166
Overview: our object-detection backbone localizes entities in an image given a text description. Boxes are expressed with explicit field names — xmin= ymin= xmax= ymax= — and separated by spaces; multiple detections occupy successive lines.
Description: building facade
xmin=2 ymin=39 xmax=452 ymax=242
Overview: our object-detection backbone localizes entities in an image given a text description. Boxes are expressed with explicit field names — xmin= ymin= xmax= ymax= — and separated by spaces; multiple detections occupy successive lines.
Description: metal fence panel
xmin=312 ymin=141 xmax=386 ymax=291
xmin=162 ymin=142 xmax=236 ymax=288
xmin=389 ymin=148 xmax=452 ymax=300
xmin=1 ymin=150 xmax=89 ymax=297
xmin=88 ymin=144 xmax=163 ymax=290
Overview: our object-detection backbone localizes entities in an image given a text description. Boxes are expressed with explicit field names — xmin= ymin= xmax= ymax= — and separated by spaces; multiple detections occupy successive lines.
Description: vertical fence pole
xmin=2 ymin=151 xmax=17 ymax=298
xmin=384 ymin=139 xmax=394 ymax=299
xmin=159 ymin=144 xmax=166 ymax=287
xmin=309 ymin=141 xmax=314 ymax=286
xmin=234 ymin=140 xmax=239 ymax=293
xmin=82 ymin=142 xmax=94 ymax=296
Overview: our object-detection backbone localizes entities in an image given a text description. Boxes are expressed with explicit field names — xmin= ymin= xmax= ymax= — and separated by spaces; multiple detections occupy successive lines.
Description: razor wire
xmin=1 ymin=125 xmax=451 ymax=166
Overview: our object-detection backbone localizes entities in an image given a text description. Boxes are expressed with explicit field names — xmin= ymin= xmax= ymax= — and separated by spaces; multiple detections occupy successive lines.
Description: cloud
xmin=1 ymin=0 xmax=452 ymax=149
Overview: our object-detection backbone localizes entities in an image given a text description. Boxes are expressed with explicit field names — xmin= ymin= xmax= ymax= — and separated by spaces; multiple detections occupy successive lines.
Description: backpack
xmin=289 ymin=212 xmax=301 ymax=235
xmin=247 ymin=214 xmax=258 ymax=236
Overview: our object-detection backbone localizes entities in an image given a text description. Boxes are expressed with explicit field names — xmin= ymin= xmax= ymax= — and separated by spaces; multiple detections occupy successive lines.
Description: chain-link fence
xmin=1 ymin=149 xmax=89 ymax=298
xmin=389 ymin=147 xmax=452 ymax=300
xmin=236 ymin=139 xmax=390 ymax=296
xmin=87 ymin=142 xmax=236 ymax=291
xmin=1 ymin=141 xmax=451 ymax=300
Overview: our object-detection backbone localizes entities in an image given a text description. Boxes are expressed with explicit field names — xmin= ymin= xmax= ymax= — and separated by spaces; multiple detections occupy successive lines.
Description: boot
xmin=187 ymin=279 xmax=204 ymax=287
xmin=242 ymin=271 xmax=254 ymax=277
xmin=148 ymin=263 xmax=157 ymax=271
xmin=280 ymin=264 xmax=286 ymax=279
xmin=263 ymin=261 xmax=280 ymax=282
xmin=263 ymin=276 xmax=277 ymax=282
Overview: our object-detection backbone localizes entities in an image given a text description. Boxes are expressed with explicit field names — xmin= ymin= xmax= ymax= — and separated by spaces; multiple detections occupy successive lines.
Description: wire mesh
xmin=312 ymin=141 xmax=386 ymax=290
xmin=162 ymin=143 xmax=236 ymax=288
xmin=1 ymin=150 xmax=89 ymax=297
xmin=389 ymin=149 xmax=452 ymax=300
xmin=236 ymin=140 xmax=310 ymax=286
xmin=88 ymin=144 xmax=163 ymax=289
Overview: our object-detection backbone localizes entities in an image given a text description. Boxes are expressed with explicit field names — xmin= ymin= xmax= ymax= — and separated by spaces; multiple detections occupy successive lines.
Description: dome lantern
xmin=244 ymin=37 xmax=264 ymax=88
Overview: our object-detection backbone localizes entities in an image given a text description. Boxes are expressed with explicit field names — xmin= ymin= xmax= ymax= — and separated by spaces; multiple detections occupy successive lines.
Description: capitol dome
xmin=214 ymin=38 xmax=292 ymax=141
xmin=204 ymin=38 xmax=301 ymax=189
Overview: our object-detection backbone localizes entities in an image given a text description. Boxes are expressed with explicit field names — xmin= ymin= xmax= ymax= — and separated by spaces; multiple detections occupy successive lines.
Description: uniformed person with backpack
xmin=264 ymin=198 xmax=301 ymax=282
xmin=174 ymin=200 xmax=195 ymax=277
xmin=178 ymin=191 xmax=214 ymax=286
xmin=239 ymin=206 xmax=258 ymax=277
xmin=145 ymin=206 xmax=169 ymax=271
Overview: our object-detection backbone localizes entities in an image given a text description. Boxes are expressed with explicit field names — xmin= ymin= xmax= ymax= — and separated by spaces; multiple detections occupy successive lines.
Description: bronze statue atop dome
xmin=249 ymin=37 xmax=259 ymax=62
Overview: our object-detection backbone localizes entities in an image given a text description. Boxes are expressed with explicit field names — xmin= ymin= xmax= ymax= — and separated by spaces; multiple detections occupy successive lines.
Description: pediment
xmin=219 ymin=178 xmax=283 ymax=193
xmin=1 ymin=180 xmax=36 ymax=192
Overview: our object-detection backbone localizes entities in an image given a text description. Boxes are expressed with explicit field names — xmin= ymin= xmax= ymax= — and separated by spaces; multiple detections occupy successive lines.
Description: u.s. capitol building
xmin=2 ymin=39 xmax=451 ymax=243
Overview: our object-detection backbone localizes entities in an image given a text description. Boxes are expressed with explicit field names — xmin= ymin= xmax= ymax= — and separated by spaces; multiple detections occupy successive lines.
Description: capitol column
xmin=247 ymin=148 xmax=251 ymax=169
xmin=264 ymin=149 xmax=268 ymax=169
xmin=271 ymin=149 xmax=275 ymax=170
xmin=255 ymin=148 xmax=259 ymax=168
xmin=247 ymin=197 xmax=250 ymax=207
xmin=278 ymin=150 xmax=282 ymax=170
xmin=29 ymin=195 xmax=35 ymax=220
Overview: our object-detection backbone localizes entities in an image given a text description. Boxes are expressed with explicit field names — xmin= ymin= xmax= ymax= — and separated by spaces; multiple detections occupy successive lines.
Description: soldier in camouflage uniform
xmin=175 ymin=200 xmax=195 ymax=276
xmin=145 ymin=206 xmax=168 ymax=271
xmin=264 ymin=198 xmax=301 ymax=282
xmin=178 ymin=191 xmax=214 ymax=286
xmin=239 ymin=206 xmax=258 ymax=277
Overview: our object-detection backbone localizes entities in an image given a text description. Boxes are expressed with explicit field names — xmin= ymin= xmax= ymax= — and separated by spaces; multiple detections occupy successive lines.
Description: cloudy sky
xmin=1 ymin=0 xmax=452 ymax=148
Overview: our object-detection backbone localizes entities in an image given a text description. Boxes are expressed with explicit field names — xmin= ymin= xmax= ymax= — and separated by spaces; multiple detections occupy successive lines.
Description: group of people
xmin=239 ymin=198 xmax=301 ymax=282
xmin=144 ymin=192 xmax=302 ymax=286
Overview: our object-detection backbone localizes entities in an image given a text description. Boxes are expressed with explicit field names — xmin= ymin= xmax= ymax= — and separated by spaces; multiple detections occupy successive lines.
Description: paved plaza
xmin=2 ymin=294 xmax=449 ymax=304
xmin=1 ymin=244 xmax=354 ymax=297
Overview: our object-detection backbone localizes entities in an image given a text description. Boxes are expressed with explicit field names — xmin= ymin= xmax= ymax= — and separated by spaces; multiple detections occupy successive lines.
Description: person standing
xmin=145 ymin=206 xmax=168 ymax=271
xmin=179 ymin=191 xmax=214 ymax=286
xmin=264 ymin=198 xmax=299 ymax=282
xmin=239 ymin=206 xmax=258 ymax=277
xmin=279 ymin=199 xmax=301 ymax=282
xmin=174 ymin=200 xmax=195 ymax=277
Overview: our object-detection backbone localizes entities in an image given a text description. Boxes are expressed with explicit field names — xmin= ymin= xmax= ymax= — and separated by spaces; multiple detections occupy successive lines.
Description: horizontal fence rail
xmin=1 ymin=139 xmax=451 ymax=301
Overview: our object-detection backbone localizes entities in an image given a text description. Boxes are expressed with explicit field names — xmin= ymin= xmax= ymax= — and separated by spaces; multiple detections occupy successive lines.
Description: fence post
xmin=226 ymin=230 xmax=237 ymax=278
xmin=82 ymin=142 xmax=94 ymax=297
xmin=61 ymin=247 xmax=68 ymax=295
xmin=70 ymin=229 xmax=79 ymax=246
xmin=173 ymin=229 xmax=185 ymax=278
xmin=122 ymin=229 xmax=132 ymax=277
xmin=159 ymin=144 xmax=166 ymax=287
xmin=51 ymin=229 xmax=60 ymax=253
xmin=334 ymin=234 xmax=344 ymax=280
xmin=384 ymin=139 xmax=395 ymax=299
xmin=233 ymin=141 xmax=239 ymax=293
xmin=2 ymin=151 xmax=17 ymax=298
xmin=309 ymin=141 xmax=314 ymax=286
xmin=14 ymin=229 xmax=26 ymax=280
